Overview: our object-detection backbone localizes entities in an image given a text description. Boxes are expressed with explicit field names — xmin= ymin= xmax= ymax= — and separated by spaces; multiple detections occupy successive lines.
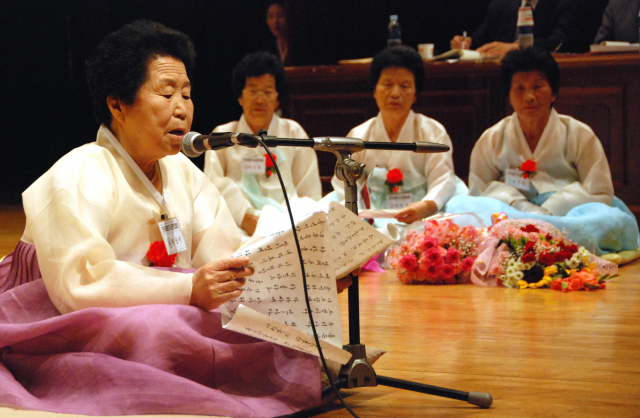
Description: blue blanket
xmin=444 ymin=196 xmax=639 ymax=255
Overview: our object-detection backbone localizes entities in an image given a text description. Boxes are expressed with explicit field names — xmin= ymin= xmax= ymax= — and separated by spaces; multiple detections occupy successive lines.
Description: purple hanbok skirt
xmin=0 ymin=242 xmax=320 ymax=417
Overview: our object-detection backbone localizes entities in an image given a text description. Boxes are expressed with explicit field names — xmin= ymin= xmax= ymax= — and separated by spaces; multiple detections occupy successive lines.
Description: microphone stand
xmin=243 ymin=131 xmax=493 ymax=408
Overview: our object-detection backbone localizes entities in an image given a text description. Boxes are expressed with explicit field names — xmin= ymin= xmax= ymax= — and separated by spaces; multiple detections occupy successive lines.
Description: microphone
xmin=180 ymin=132 xmax=260 ymax=157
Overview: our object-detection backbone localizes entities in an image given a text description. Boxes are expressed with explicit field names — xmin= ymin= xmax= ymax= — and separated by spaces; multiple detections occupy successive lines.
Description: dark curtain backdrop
xmin=0 ymin=0 xmax=607 ymax=204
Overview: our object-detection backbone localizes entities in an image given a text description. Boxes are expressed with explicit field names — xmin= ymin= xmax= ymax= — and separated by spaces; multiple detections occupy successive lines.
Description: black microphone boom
xmin=180 ymin=132 xmax=261 ymax=157
xmin=313 ymin=137 xmax=450 ymax=153
xmin=181 ymin=131 xmax=450 ymax=158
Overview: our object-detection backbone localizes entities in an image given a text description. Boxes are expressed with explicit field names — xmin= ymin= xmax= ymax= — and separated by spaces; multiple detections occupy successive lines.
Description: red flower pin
xmin=147 ymin=241 xmax=177 ymax=267
xmin=385 ymin=168 xmax=404 ymax=193
xmin=264 ymin=153 xmax=277 ymax=177
xmin=521 ymin=160 xmax=537 ymax=179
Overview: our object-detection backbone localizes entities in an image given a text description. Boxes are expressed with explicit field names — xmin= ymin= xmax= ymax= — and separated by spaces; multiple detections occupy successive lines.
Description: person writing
xmin=204 ymin=51 xmax=321 ymax=236
xmin=450 ymin=0 xmax=577 ymax=56
xmin=0 ymin=20 xmax=324 ymax=416
xmin=330 ymin=45 xmax=459 ymax=228
xmin=446 ymin=47 xmax=639 ymax=255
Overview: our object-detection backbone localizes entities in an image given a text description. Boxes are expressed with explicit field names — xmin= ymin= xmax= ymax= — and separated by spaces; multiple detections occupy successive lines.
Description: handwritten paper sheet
xmin=225 ymin=304 xmax=352 ymax=365
xmin=325 ymin=201 xmax=399 ymax=279
xmin=221 ymin=201 xmax=398 ymax=363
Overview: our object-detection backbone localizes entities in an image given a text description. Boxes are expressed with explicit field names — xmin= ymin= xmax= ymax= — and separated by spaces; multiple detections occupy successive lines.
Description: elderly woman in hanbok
xmin=204 ymin=51 xmax=321 ymax=236
xmin=0 ymin=20 xmax=321 ymax=417
xmin=330 ymin=45 xmax=460 ymax=230
xmin=445 ymin=47 xmax=639 ymax=257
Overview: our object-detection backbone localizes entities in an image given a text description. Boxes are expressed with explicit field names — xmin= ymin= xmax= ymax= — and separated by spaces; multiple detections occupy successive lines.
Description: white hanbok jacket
xmin=21 ymin=127 xmax=242 ymax=314
xmin=469 ymin=109 xmax=614 ymax=216
xmin=330 ymin=111 xmax=457 ymax=211
xmin=204 ymin=114 xmax=321 ymax=224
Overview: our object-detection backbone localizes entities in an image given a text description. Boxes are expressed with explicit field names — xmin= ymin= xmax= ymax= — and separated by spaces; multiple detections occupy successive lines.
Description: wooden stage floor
xmin=1 ymin=205 xmax=639 ymax=418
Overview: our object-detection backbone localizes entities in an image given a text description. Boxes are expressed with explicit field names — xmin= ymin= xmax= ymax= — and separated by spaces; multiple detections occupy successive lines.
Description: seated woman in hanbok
xmin=330 ymin=45 xmax=461 ymax=229
xmin=204 ymin=51 xmax=321 ymax=236
xmin=445 ymin=47 xmax=639 ymax=257
xmin=0 ymin=20 xmax=325 ymax=417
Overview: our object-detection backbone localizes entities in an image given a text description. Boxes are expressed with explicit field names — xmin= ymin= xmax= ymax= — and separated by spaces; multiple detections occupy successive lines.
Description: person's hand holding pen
xmin=450 ymin=31 xmax=472 ymax=50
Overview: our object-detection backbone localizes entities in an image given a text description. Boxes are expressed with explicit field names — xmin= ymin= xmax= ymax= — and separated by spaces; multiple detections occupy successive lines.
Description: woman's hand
xmin=241 ymin=213 xmax=259 ymax=236
xmin=510 ymin=199 xmax=552 ymax=216
xmin=394 ymin=200 xmax=437 ymax=224
xmin=477 ymin=41 xmax=519 ymax=57
xmin=190 ymin=256 xmax=254 ymax=311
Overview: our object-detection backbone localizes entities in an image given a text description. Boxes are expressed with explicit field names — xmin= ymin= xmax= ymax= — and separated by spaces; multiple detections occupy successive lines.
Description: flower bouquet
xmin=471 ymin=219 xmax=618 ymax=291
xmin=389 ymin=215 xmax=484 ymax=284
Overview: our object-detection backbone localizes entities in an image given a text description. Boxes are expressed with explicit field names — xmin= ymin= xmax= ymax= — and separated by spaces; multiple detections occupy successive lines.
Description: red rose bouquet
xmin=384 ymin=168 xmax=404 ymax=193
xmin=147 ymin=241 xmax=177 ymax=267
xmin=389 ymin=216 xmax=483 ymax=285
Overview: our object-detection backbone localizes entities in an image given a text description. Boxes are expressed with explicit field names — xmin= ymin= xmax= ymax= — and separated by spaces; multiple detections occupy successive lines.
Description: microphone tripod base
xmin=333 ymin=344 xmax=493 ymax=408
xmin=375 ymin=375 xmax=493 ymax=408
xmin=341 ymin=344 xmax=377 ymax=388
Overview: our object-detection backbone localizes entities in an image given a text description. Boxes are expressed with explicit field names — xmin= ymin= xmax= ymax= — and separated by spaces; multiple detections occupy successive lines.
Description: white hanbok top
xmin=204 ymin=114 xmax=321 ymax=223
xmin=469 ymin=109 xmax=614 ymax=216
xmin=330 ymin=111 xmax=457 ymax=210
xmin=21 ymin=127 xmax=241 ymax=314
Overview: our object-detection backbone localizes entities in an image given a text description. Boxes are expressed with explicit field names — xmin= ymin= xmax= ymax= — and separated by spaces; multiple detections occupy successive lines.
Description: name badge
xmin=387 ymin=193 xmax=413 ymax=209
xmin=158 ymin=217 xmax=187 ymax=255
xmin=242 ymin=157 xmax=265 ymax=174
xmin=505 ymin=168 xmax=530 ymax=191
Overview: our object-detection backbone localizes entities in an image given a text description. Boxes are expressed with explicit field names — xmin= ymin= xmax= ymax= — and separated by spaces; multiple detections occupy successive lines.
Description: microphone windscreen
xmin=181 ymin=132 xmax=203 ymax=158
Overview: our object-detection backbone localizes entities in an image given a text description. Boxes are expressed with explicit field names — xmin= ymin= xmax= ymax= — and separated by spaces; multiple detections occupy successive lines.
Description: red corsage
xmin=385 ymin=168 xmax=404 ymax=193
xmin=265 ymin=153 xmax=277 ymax=177
xmin=147 ymin=241 xmax=177 ymax=267
xmin=520 ymin=160 xmax=537 ymax=179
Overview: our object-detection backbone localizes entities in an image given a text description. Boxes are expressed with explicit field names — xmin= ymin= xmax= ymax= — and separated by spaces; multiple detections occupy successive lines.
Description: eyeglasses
xmin=243 ymin=89 xmax=278 ymax=101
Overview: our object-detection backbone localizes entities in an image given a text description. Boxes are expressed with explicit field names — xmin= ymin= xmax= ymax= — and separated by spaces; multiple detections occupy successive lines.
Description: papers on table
xmin=432 ymin=49 xmax=484 ymax=61
xmin=590 ymin=42 xmax=639 ymax=54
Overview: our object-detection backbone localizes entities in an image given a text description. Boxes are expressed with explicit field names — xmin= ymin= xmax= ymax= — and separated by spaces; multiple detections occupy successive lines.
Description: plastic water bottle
xmin=388 ymin=15 xmax=401 ymax=47
xmin=517 ymin=1 xmax=534 ymax=49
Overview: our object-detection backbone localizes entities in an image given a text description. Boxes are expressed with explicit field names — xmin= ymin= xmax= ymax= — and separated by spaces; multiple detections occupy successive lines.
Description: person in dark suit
xmin=593 ymin=0 xmax=640 ymax=44
xmin=450 ymin=0 xmax=578 ymax=56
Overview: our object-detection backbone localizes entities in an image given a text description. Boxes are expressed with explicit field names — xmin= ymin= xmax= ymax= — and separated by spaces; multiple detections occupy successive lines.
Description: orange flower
xmin=568 ymin=278 xmax=584 ymax=291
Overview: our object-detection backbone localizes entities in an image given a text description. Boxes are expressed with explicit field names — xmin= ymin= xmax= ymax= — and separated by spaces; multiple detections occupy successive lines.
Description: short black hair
xmin=231 ymin=51 xmax=289 ymax=103
xmin=501 ymin=47 xmax=560 ymax=96
xmin=368 ymin=45 xmax=425 ymax=93
xmin=86 ymin=19 xmax=196 ymax=127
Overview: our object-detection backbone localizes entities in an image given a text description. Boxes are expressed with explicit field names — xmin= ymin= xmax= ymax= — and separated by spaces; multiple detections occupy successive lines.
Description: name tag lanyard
xmin=101 ymin=126 xmax=171 ymax=216
xmin=100 ymin=126 xmax=186 ymax=254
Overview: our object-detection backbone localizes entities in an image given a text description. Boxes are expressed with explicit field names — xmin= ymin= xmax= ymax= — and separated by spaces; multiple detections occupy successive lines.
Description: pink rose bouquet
xmin=389 ymin=217 xmax=483 ymax=285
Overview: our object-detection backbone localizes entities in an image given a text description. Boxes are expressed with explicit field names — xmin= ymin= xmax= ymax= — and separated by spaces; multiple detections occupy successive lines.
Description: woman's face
xmin=267 ymin=4 xmax=287 ymax=38
xmin=509 ymin=70 xmax=556 ymax=123
xmin=114 ymin=55 xmax=193 ymax=163
xmin=238 ymin=73 xmax=279 ymax=133
xmin=374 ymin=67 xmax=417 ymax=120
